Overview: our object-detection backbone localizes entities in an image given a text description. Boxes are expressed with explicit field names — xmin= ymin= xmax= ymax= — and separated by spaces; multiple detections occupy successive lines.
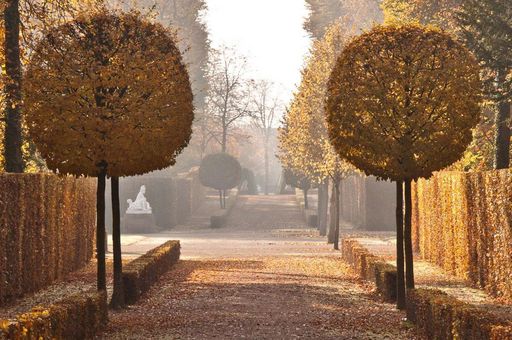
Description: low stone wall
xmin=0 ymin=174 xmax=96 ymax=306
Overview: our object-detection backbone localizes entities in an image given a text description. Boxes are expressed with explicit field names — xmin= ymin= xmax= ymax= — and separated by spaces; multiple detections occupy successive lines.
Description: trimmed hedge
xmin=123 ymin=240 xmax=181 ymax=304
xmin=0 ymin=290 xmax=107 ymax=339
xmin=209 ymin=189 xmax=239 ymax=229
xmin=412 ymin=171 xmax=512 ymax=300
xmin=341 ymin=239 xmax=397 ymax=302
xmin=0 ymin=174 xmax=96 ymax=306
xmin=407 ymin=289 xmax=512 ymax=340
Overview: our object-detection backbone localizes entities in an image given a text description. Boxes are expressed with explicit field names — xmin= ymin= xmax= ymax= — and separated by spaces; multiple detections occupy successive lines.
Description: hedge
xmin=412 ymin=170 xmax=512 ymax=300
xmin=0 ymin=174 xmax=96 ymax=306
xmin=0 ymin=290 xmax=107 ymax=339
xmin=123 ymin=240 xmax=181 ymax=304
xmin=341 ymin=239 xmax=397 ymax=302
xmin=407 ymin=289 xmax=512 ymax=340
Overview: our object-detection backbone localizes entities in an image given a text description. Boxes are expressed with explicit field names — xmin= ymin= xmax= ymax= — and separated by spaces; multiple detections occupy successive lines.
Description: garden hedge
xmin=0 ymin=290 xmax=107 ymax=339
xmin=123 ymin=240 xmax=181 ymax=304
xmin=0 ymin=174 xmax=96 ymax=306
xmin=341 ymin=239 xmax=397 ymax=302
xmin=412 ymin=170 xmax=512 ymax=300
xmin=407 ymin=289 xmax=512 ymax=340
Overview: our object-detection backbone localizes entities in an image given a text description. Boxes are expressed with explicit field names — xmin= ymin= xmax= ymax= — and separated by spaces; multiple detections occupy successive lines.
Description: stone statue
xmin=126 ymin=185 xmax=152 ymax=214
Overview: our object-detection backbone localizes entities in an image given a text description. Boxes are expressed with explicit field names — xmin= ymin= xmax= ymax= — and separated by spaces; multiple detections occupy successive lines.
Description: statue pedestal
xmin=122 ymin=214 xmax=160 ymax=234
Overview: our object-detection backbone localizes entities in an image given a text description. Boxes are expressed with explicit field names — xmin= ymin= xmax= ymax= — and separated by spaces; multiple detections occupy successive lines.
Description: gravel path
xmin=102 ymin=195 xmax=419 ymax=339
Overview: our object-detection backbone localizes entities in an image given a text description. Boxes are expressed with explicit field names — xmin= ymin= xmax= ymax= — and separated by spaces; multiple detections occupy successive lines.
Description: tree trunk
xmin=318 ymin=179 xmax=329 ymax=236
xmin=404 ymin=179 xmax=415 ymax=290
xmin=110 ymin=177 xmax=125 ymax=309
xmin=396 ymin=181 xmax=406 ymax=309
xmin=317 ymin=183 xmax=323 ymax=231
xmin=3 ymin=0 xmax=24 ymax=173
xmin=264 ymin=140 xmax=269 ymax=195
xmin=328 ymin=184 xmax=336 ymax=244
xmin=219 ymin=190 xmax=223 ymax=209
xmin=334 ymin=179 xmax=341 ymax=250
xmin=221 ymin=126 xmax=227 ymax=153
xmin=96 ymin=168 xmax=107 ymax=292
xmin=494 ymin=101 xmax=511 ymax=169
xmin=303 ymin=188 xmax=309 ymax=209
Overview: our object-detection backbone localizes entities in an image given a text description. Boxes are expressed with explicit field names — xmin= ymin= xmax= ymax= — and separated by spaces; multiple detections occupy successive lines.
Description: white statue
xmin=126 ymin=185 xmax=152 ymax=215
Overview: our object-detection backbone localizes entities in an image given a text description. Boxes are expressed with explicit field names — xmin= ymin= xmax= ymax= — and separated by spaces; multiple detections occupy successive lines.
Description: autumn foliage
xmin=24 ymin=11 xmax=194 ymax=178
xmin=326 ymin=24 xmax=481 ymax=182
xmin=412 ymin=170 xmax=512 ymax=301
xmin=0 ymin=174 xmax=96 ymax=306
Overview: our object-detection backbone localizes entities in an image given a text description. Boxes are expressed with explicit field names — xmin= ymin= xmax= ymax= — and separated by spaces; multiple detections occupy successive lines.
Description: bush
xmin=0 ymin=290 xmax=107 ymax=339
xmin=412 ymin=170 xmax=512 ymax=300
xmin=407 ymin=289 xmax=512 ymax=340
xmin=0 ymin=174 xmax=96 ymax=306
xmin=341 ymin=239 xmax=397 ymax=302
xmin=123 ymin=240 xmax=181 ymax=304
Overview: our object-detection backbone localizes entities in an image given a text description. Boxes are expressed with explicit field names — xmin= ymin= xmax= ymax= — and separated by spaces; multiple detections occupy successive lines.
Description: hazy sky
xmin=205 ymin=0 xmax=312 ymax=102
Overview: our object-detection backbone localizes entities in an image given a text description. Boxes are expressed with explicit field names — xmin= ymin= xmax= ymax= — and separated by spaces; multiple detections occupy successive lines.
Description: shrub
xmin=407 ymin=289 xmax=512 ymax=340
xmin=123 ymin=241 xmax=181 ymax=304
xmin=0 ymin=290 xmax=107 ymax=339
xmin=0 ymin=174 xmax=96 ymax=306
xmin=341 ymin=239 xmax=397 ymax=302
xmin=412 ymin=170 xmax=512 ymax=300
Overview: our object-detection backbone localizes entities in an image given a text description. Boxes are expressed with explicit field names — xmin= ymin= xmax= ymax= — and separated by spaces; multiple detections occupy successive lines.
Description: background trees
xmin=326 ymin=24 xmax=481 ymax=307
xmin=456 ymin=0 xmax=511 ymax=169
xmin=250 ymin=80 xmax=281 ymax=195
xmin=205 ymin=46 xmax=251 ymax=153
xmin=25 ymin=10 xmax=194 ymax=307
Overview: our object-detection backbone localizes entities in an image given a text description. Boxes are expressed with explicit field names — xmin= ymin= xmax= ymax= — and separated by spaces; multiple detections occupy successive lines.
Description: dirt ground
xmin=101 ymin=195 xmax=420 ymax=339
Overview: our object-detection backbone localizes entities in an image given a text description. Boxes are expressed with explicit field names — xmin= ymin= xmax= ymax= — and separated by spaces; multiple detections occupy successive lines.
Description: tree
xmin=1 ymin=0 xmax=102 ymax=173
xmin=250 ymin=80 xmax=281 ymax=195
xmin=381 ymin=0 xmax=461 ymax=29
xmin=199 ymin=153 xmax=242 ymax=208
xmin=304 ymin=0 xmax=382 ymax=39
xmin=278 ymin=20 xmax=355 ymax=248
xmin=205 ymin=46 xmax=251 ymax=153
xmin=456 ymin=0 xmax=512 ymax=169
xmin=24 ymin=10 xmax=194 ymax=309
xmin=326 ymin=24 xmax=481 ymax=307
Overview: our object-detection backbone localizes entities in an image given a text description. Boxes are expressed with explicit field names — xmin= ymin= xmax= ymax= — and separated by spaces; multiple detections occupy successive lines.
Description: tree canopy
xmin=326 ymin=24 xmax=482 ymax=181
xmin=25 ymin=11 xmax=194 ymax=178
xmin=199 ymin=153 xmax=242 ymax=191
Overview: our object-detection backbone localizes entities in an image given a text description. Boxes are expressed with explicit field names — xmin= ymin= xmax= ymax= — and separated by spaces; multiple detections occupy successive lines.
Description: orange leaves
xmin=326 ymin=24 xmax=482 ymax=181
xmin=24 ymin=10 xmax=194 ymax=178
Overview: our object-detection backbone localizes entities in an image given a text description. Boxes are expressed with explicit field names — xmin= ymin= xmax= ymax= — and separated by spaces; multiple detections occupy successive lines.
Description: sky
xmin=204 ymin=0 xmax=312 ymax=103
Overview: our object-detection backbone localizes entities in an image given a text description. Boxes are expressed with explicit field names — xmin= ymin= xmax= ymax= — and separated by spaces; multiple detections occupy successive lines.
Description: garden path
xmin=102 ymin=195 xmax=419 ymax=339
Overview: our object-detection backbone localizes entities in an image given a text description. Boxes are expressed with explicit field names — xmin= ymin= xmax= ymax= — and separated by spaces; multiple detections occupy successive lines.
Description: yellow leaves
xmin=24 ymin=10 xmax=194 ymax=178
xmin=326 ymin=24 xmax=482 ymax=181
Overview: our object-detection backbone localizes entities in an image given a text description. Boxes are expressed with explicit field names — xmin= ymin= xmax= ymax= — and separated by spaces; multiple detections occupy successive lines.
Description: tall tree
xmin=304 ymin=0 xmax=382 ymax=39
xmin=326 ymin=24 xmax=481 ymax=307
xmin=251 ymin=80 xmax=281 ymax=195
xmin=456 ymin=0 xmax=512 ymax=169
xmin=25 ymin=10 xmax=194 ymax=309
xmin=206 ymin=46 xmax=251 ymax=153
xmin=1 ymin=0 xmax=102 ymax=173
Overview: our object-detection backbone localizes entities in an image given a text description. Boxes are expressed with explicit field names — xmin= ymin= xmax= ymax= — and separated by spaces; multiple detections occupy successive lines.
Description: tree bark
xmin=317 ymin=183 xmax=323 ymax=231
xmin=110 ymin=177 xmax=125 ymax=309
xmin=3 ymin=0 xmax=24 ymax=173
xmin=396 ymin=181 xmax=406 ymax=310
xmin=334 ymin=179 xmax=341 ymax=250
xmin=264 ymin=139 xmax=269 ymax=195
xmin=494 ymin=101 xmax=511 ymax=169
xmin=303 ymin=188 xmax=309 ymax=209
xmin=328 ymin=183 xmax=336 ymax=244
xmin=404 ymin=179 xmax=415 ymax=290
xmin=96 ymin=167 xmax=107 ymax=292
xmin=319 ymin=179 xmax=329 ymax=236
xmin=219 ymin=190 xmax=224 ymax=209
